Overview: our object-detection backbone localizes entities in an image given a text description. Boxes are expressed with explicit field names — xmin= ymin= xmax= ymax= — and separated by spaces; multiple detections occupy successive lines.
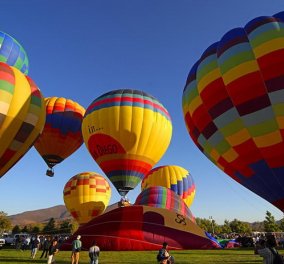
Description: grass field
xmin=1 ymin=247 xmax=282 ymax=264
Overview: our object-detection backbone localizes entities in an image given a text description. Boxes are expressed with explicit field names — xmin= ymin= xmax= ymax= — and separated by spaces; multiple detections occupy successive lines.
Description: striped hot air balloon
xmin=0 ymin=31 xmax=29 ymax=74
xmin=142 ymin=165 xmax=196 ymax=207
xmin=0 ymin=62 xmax=45 ymax=177
xmin=63 ymin=172 xmax=112 ymax=225
xmin=82 ymin=89 xmax=172 ymax=197
xmin=135 ymin=186 xmax=195 ymax=222
xmin=182 ymin=11 xmax=284 ymax=212
xmin=34 ymin=97 xmax=85 ymax=176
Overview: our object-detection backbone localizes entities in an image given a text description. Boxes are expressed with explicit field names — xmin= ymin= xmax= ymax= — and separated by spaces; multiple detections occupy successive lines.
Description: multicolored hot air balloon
xmin=63 ymin=172 xmax=112 ymax=225
xmin=34 ymin=97 xmax=85 ymax=176
xmin=82 ymin=89 xmax=172 ymax=197
xmin=182 ymin=11 xmax=284 ymax=212
xmin=0 ymin=31 xmax=29 ymax=74
xmin=141 ymin=165 xmax=196 ymax=207
xmin=60 ymin=206 xmax=219 ymax=251
xmin=0 ymin=62 xmax=45 ymax=178
xmin=135 ymin=186 xmax=195 ymax=222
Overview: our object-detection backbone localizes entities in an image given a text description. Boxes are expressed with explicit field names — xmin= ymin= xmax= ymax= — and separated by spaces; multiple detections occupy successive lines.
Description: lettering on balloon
xmin=175 ymin=213 xmax=186 ymax=226
xmin=93 ymin=144 xmax=118 ymax=159
xmin=88 ymin=125 xmax=103 ymax=134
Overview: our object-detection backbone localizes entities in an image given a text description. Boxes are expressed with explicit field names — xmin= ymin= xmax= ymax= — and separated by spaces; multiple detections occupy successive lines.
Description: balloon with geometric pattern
xmin=141 ymin=165 xmax=196 ymax=207
xmin=182 ymin=11 xmax=284 ymax=212
xmin=63 ymin=172 xmax=112 ymax=225
xmin=0 ymin=62 xmax=45 ymax=178
xmin=0 ymin=31 xmax=29 ymax=74
xmin=82 ymin=89 xmax=172 ymax=197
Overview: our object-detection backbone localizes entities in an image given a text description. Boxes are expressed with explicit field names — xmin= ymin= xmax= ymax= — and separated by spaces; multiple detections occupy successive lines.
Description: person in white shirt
xmin=89 ymin=240 xmax=100 ymax=264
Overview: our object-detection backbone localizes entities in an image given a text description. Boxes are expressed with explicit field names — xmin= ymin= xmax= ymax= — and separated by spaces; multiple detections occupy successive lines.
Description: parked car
xmin=3 ymin=233 xmax=29 ymax=245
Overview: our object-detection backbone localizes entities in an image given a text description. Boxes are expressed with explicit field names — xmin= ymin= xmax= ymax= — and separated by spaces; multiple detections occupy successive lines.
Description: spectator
xmin=89 ymin=240 xmax=100 ymax=264
xmin=71 ymin=235 xmax=82 ymax=264
xmin=47 ymin=239 xmax=59 ymax=264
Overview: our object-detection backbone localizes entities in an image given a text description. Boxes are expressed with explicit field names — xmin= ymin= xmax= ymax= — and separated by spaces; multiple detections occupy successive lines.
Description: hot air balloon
xmin=82 ymin=89 xmax=172 ymax=197
xmin=34 ymin=97 xmax=85 ymax=176
xmin=63 ymin=172 xmax=112 ymax=225
xmin=182 ymin=11 xmax=284 ymax=212
xmin=0 ymin=62 xmax=45 ymax=177
xmin=135 ymin=186 xmax=195 ymax=222
xmin=60 ymin=205 xmax=218 ymax=251
xmin=141 ymin=165 xmax=196 ymax=207
xmin=0 ymin=31 xmax=29 ymax=74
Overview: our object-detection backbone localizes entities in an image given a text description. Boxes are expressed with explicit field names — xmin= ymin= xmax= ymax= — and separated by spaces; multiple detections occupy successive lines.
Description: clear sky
xmin=0 ymin=0 xmax=284 ymax=224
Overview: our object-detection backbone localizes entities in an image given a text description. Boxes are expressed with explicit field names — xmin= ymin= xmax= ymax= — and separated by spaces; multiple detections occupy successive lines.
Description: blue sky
xmin=0 ymin=0 xmax=284 ymax=224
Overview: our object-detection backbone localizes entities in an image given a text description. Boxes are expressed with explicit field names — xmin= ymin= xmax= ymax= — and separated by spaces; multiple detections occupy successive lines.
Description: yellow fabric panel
xmin=254 ymin=38 xmax=284 ymax=58
xmin=222 ymin=148 xmax=239 ymax=163
xmin=254 ymin=131 xmax=282 ymax=148
xmin=197 ymin=68 xmax=220 ymax=93
xmin=226 ymin=128 xmax=251 ymax=146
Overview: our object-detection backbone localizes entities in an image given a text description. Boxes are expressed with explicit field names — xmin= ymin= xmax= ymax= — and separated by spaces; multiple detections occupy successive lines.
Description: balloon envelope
xmin=141 ymin=165 xmax=196 ymax=207
xmin=182 ymin=11 xmax=284 ymax=211
xmin=63 ymin=172 xmax=112 ymax=225
xmin=82 ymin=89 xmax=172 ymax=196
xmin=34 ymin=97 xmax=85 ymax=175
xmin=0 ymin=62 xmax=45 ymax=177
xmin=0 ymin=31 xmax=29 ymax=74
xmin=135 ymin=186 xmax=195 ymax=222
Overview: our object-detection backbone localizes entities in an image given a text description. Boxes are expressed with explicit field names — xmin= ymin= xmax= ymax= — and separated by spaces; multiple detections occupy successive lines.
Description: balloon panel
xmin=82 ymin=89 xmax=172 ymax=196
xmin=141 ymin=165 xmax=196 ymax=207
xmin=34 ymin=97 xmax=85 ymax=168
xmin=135 ymin=186 xmax=195 ymax=222
xmin=0 ymin=63 xmax=45 ymax=177
xmin=0 ymin=31 xmax=29 ymax=74
xmin=63 ymin=172 xmax=112 ymax=224
xmin=182 ymin=11 xmax=284 ymax=211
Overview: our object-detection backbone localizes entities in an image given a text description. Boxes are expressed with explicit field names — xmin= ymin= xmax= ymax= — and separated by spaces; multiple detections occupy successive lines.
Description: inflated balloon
xmin=63 ymin=172 xmax=112 ymax=225
xmin=141 ymin=165 xmax=196 ymax=207
xmin=182 ymin=11 xmax=284 ymax=211
xmin=82 ymin=89 xmax=172 ymax=197
xmin=135 ymin=186 xmax=195 ymax=222
xmin=34 ymin=97 xmax=85 ymax=176
xmin=0 ymin=31 xmax=29 ymax=74
xmin=0 ymin=62 xmax=45 ymax=177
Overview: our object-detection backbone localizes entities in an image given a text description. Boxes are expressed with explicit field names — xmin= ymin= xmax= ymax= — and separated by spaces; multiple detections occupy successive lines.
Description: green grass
xmin=1 ymin=247 xmax=283 ymax=263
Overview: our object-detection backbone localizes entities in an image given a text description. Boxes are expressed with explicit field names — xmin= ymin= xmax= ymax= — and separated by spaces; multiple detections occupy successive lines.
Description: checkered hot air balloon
xmin=182 ymin=11 xmax=284 ymax=212
xmin=63 ymin=172 xmax=112 ymax=225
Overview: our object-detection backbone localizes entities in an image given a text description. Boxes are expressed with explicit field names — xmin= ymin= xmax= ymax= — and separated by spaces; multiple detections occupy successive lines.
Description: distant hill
xmin=8 ymin=205 xmax=71 ymax=226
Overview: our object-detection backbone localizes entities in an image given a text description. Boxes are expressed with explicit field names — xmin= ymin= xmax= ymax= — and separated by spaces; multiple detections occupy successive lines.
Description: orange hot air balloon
xmin=0 ymin=62 xmax=45 ymax=178
xmin=34 ymin=97 xmax=85 ymax=176
xmin=63 ymin=172 xmax=112 ymax=225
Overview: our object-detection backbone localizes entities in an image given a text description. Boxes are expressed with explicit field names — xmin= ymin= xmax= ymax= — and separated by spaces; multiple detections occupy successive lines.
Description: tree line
xmin=1 ymin=210 xmax=284 ymax=235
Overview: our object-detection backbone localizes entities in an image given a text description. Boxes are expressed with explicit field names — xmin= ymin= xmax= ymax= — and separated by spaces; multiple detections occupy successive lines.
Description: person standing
xmin=30 ymin=235 xmax=40 ymax=259
xmin=89 ymin=240 xmax=100 ymax=264
xmin=71 ymin=235 xmax=82 ymax=264
xmin=41 ymin=236 xmax=52 ymax=258
xmin=47 ymin=239 xmax=59 ymax=264
xmin=157 ymin=242 xmax=174 ymax=264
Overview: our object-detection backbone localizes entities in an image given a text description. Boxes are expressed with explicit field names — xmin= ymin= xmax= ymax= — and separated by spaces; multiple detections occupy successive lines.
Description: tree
xmin=12 ymin=225 xmax=21 ymax=234
xmin=59 ymin=220 xmax=72 ymax=234
xmin=279 ymin=218 xmax=284 ymax=232
xmin=0 ymin=211 xmax=12 ymax=233
xmin=229 ymin=219 xmax=251 ymax=234
xmin=220 ymin=220 xmax=232 ymax=234
xmin=42 ymin=218 xmax=56 ymax=234
xmin=264 ymin=211 xmax=279 ymax=232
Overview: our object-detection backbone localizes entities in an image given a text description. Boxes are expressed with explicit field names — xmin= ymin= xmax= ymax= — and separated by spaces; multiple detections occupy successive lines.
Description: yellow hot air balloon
xmin=141 ymin=165 xmax=196 ymax=207
xmin=0 ymin=62 xmax=45 ymax=177
xmin=63 ymin=172 xmax=112 ymax=225
xmin=82 ymin=89 xmax=173 ymax=197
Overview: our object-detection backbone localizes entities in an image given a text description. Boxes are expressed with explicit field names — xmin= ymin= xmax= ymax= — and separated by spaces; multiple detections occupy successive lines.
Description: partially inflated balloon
xmin=34 ymin=97 xmax=85 ymax=176
xmin=0 ymin=31 xmax=29 ymax=74
xmin=141 ymin=165 xmax=196 ymax=207
xmin=63 ymin=172 xmax=112 ymax=225
xmin=182 ymin=11 xmax=284 ymax=211
xmin=82 ymin=89 xmax=172 ymax=196
xmin=0 ymin=62 xmax=45 ymax=177
xmin=135 ymin=186 xmax=195 ymax=222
